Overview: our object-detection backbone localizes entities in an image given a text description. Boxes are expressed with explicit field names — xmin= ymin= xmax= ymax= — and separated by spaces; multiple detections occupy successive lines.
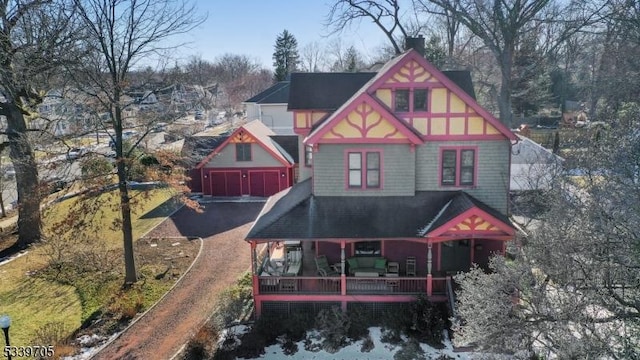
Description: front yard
xmin=0 ymin=188 xmax=196 ymax=355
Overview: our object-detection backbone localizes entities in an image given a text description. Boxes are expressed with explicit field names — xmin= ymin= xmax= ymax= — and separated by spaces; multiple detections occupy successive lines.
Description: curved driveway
xmin=92 ymin=201 xmax=264 ymax=360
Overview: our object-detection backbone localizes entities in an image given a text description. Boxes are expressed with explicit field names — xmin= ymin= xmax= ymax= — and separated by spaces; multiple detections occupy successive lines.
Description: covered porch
xmin=249 ymin=235 xmax=510 ymax=316
xmin=245 ymin=181 xmax=516 ymax=317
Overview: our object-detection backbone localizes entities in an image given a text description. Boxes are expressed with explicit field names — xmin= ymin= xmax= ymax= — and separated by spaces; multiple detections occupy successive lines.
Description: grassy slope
xmin=0 ymin=188 xmax=181 ymax=347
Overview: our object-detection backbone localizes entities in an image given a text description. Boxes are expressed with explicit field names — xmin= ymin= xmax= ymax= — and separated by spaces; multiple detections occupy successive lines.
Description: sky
xmin=174 ymin=0 xmax=392 ymax=69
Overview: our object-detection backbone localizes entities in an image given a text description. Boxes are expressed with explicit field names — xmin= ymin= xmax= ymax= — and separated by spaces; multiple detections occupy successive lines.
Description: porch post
xmin=470 ymin=239 xmax=475 ymax=266
xmin=341 ymin=240 xmax=347 ymax=312
xmin=340 ymin=241 xmax=346 ymax=294
xmin=250 ymin=241 xmax=258 ymax=275
xmin=427 ymin=241 xmax=433 ymax=297
xmin=251 ymin=241 xmax=260 ymax=297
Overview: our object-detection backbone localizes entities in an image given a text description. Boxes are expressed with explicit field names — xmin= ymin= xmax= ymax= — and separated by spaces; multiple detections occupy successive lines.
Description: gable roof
xmin=442 ymin=71 xmax=476 ymax=100
xmin=304 ymin=92 xmax=424 ymax=145
xmin=288 ymin=72 xmax=376 ymax=110
xmin=418 ymin=192 xmax=513 ymax=237
xmin=247 ymin=181 xmax=513 ymax=240
xmin=270 ymin=135 xmax=299 ymax=163
xmin=244 ymin=81 xmax=290 ymax=104
xmin=181 ymin=134 xmax=230 ymax=167
xmin=195 ymin=120 xmax=294 ymax=169
xmin=366 ymin=50 xmax=516 ymax=141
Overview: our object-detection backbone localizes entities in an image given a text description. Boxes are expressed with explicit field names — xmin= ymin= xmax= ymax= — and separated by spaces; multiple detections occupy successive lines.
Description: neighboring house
xmin=34 ymin=89 xmax=90 ymax=136
xmin=510 ymin=134 xmax=564 ymax=191
xmin=243 ymin=81 xmax=293 ymax=135
xmin=189 ymin=120 xmax=295 ymax=197
xmin=245 ymin=44 xmax=518 ymax=317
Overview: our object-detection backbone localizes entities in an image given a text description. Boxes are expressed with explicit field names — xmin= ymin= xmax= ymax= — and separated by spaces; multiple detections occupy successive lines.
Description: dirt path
xmin=91 ymin=202 xmax=264 ymax=360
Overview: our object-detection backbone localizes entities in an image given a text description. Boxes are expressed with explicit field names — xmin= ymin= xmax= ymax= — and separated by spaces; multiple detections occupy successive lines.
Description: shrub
xmin=393 ymin=338 xmax=426 ymax=360
xmin=184 ymin=323 xmax=217 ymax=360
xmin=210 ymin=274 xmax=253 ymax=331
xmin=31 ymin=321 xmax=75 ymax=360
xmin=315 ymin=306 xmax=350 ymax=353
xmin=360 ymin=334 xmax=375 ymax=352
xmin=407 ymin=295 xmax=446 ymax=348
xmin=107 ymin=287 xmax=144 ymax=320
xmin=347 ymin=304 xmax=373 ymax=340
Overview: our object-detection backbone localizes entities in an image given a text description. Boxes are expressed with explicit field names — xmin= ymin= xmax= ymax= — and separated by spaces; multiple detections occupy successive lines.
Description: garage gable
xmin=196 ymin=120 xmax=293 ymax=169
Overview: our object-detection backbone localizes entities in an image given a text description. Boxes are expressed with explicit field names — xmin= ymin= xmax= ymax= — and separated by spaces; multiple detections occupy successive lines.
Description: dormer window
xmin=394 ymin=90 xmax=410 ymax=112
xmin=414 ymin=89 xmax=428 ymax=111
xmin=394 ymin=88 xmax=428 ymax=112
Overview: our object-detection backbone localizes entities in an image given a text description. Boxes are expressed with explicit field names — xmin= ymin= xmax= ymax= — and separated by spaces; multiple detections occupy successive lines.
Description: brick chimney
xmin=405 ymin=35 xmax=425 ymax=56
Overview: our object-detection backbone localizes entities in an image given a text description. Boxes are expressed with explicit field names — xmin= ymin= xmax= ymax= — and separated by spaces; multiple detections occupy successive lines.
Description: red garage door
xmin=210 ymin=171 xmax=241 ymax=196
xmin=249 ymin=171 xmax=281 ymax=197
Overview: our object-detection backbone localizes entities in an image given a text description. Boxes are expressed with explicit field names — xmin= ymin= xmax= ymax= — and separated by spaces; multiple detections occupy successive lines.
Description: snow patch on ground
xmin=236 ymin=327 xmax=478 ymax=360
xmin=62 ymin=332 xmax=121 ymax=360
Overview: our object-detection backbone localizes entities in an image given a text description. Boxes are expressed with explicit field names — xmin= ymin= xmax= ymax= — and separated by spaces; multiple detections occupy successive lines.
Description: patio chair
xmin=315 ymin=255 xmax=340 ymax=276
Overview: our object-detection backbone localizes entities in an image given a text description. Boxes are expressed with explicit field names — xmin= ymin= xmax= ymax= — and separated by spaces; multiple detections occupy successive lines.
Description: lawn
xmin=0 ymin=187 xmax=187 ymax=350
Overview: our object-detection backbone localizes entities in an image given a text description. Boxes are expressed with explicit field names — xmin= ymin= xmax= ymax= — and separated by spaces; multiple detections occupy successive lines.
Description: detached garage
xmin=193 ymin=120 xmax=294 ymax=197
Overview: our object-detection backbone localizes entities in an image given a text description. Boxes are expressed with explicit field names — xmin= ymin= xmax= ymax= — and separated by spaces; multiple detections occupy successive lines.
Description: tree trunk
xmin=6 ymin=104 xmax=42 ymax=248
xmin=114 ymin=101 xmax=137 ymax=284
xmin=118 ymin=173 xmax=137 ymax=284
xmin=498 ymin=47 xmax=514 ymax=128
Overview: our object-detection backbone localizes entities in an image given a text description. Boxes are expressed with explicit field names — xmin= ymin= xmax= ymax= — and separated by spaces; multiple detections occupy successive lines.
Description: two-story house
xmin=245 ymin=42 xmax=517 ymax=317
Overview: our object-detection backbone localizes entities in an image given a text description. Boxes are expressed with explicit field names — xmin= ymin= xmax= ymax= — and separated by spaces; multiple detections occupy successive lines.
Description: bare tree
xmin=326 ymin=0 xmax=409 ymax=55
xmin=0 ymin=0 xmax=79 ymax=248
xmin=414 ymin=0 xmax=607 ymax=127
xmin=455 ymin=105 xmax=640 ymax=358
xmin=71 ymin=0 xmax=205 ymax=284
xmin=183 ymin=55 xmax=217 ymax=87
xmin=211 ymin=54 xmax=271 ymax=111
xmin=300 ymin=41 xmax=325 ymax=72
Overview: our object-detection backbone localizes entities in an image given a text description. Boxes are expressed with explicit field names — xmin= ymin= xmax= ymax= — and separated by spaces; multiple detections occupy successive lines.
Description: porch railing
xmin=257 ymin=276 xmax=448 ymax=295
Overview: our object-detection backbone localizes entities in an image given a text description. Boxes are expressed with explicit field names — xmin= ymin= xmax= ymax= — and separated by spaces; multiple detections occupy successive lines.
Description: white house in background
xmin=511 ymin=134 xmax=564 ymax=191
xmin=242 ymin=81 xmax=293 ymax=135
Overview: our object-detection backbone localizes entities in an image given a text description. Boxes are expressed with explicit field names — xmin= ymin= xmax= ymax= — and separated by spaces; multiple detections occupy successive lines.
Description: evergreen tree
xmin=273 ymin=29 xmax=300 ymax=81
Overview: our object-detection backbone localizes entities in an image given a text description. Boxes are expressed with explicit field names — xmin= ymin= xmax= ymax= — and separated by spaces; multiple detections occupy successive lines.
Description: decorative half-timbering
xmin=244 ymin=41 xmax=518 ymax=318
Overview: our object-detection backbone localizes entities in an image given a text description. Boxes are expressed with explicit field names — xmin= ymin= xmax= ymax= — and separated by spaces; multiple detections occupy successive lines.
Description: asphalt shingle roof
xmin=244 ymin=81 xmax=290 ymax=104
xmin=270 ymin=135 xmax=299 ymax=163
xmin=288 ymin=72 xmax=376 ymax=110
xmin=247 ymin=181 xmax=511 ymax=240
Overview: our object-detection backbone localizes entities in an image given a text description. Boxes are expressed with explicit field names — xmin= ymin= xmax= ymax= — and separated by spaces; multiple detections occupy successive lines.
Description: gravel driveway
xmin=91 ymin=201 xmax=265 ymax=360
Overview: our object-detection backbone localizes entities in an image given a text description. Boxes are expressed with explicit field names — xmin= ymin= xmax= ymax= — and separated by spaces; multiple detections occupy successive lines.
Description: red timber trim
xmin=255 ymin=294 xmax=422 ymax=304
xmin=366 ymin=49 xmax=516 ymax=141
xmin=304 ymin=93 xmax=423 ymax=146
xmin=438 ymin=146 xmax=479 ymax=188
xmin=424 ymin=134 xmax=507 ymax=141
xmin=196 ymin=124 xmax=292 ymax=169
xmin=426 ymin=207 xmax=516 ymax=239
xmin=293 ymin=110 xmax=329 ymax=134
xmin=343 ymin=148 xmax=384 ymax=191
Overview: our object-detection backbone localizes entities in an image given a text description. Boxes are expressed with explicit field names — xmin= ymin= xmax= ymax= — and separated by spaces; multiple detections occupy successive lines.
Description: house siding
xmin=298 ymin=137 xmax=312 ymax=182
xmin=415 ymin=140 xmax=510 ymax=212
xmin=313 ymin=143 xmax=415 ymax=196
xmin=204 ymin=143 xmax=283 ymax=168
xmin=260 ymin=104 xmax=294 ymax=135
